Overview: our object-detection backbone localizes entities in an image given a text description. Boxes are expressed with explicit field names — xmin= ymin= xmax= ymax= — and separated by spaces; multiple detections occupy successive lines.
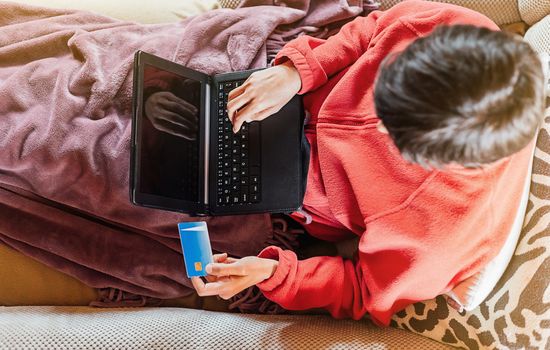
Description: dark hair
xmin=374 ymin=25 xmax=544 ymax=167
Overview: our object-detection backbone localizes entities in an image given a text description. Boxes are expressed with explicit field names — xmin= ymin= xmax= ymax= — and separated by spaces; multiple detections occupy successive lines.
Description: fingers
xmin=192 ymin=276 xmax=242 ymax=299
xmin=206 ymin=261 xmax=246 ymax=277
xmin=212 ymin=253 xmax=228 ymax=263
xmin=212 ymin=253 xmax=238 ymax=264
xmin=228 ymin=84 xmax=246 ymax=102
xmin=227 ymin=93 xmax=251 ymax=129
xmin=206 ymin=254 xmax=235 ymax=281
xmin=191 ymin=277 xmax=225 ymax=297
xmin=232 ymin=105 xmax=278 ymax=133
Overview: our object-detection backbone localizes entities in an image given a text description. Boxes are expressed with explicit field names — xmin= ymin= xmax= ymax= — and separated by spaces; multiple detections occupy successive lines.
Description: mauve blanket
xmin=0 ymin=0 xmax=376 ymax=304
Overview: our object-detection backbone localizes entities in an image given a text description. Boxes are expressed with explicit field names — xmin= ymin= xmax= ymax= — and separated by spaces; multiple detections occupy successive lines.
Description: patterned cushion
xmin=519 ymin=0 xmax=550 ymax=25
xmin=391 ymin=54 xmax=550 ymax=349
xmin=379 ymin=0 xmax=522 ymax=25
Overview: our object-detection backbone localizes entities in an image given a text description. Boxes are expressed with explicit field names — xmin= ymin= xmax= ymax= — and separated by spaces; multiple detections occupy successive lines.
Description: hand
xmin=191 ymin=253 xmax=278 ymax=300
xmin=144 ymin=91 xmax=199 ymax=140
xmin=227 ymin=60 xmax=301 ymax=133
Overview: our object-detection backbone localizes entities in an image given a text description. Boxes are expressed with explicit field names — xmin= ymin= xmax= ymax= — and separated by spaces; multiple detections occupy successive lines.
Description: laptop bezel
xmin=130 ymin=50 xmax=209 ymax=216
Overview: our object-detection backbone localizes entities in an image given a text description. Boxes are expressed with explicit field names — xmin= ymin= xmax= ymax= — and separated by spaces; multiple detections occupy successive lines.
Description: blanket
xmin=0 ymin=0 xmax=376 ymax=304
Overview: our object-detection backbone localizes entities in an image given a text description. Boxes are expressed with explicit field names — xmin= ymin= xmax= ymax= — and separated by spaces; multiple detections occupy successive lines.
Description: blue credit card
xmin=178 ymin=222 xmax=214 ymax=278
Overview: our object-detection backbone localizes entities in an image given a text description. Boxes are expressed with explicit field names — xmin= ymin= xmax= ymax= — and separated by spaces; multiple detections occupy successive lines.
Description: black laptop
xmin=130 ymin=51 xmax=307 ymax=216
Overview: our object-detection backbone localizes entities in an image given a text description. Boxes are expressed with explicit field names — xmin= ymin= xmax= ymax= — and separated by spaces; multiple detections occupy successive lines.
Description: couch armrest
xmin=379 ymin=0 xmax=522 ymax=25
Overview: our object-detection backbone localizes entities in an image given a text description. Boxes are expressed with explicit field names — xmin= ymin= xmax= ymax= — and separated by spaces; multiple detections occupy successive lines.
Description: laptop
xmin=130 ymin=51 xmax=307 ymax=216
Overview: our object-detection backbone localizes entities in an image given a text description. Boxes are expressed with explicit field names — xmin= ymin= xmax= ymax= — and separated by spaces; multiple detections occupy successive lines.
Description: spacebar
xmin=248 ymin=122 xmax=261 ymax=169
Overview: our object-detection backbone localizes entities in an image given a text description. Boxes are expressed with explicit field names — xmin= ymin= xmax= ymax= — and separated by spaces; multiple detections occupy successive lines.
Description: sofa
xmin=1 ymin=0 xmax=549 ymax=349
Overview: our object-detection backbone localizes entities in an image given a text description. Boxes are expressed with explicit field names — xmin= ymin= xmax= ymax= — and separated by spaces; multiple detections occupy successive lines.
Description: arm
xmin=227 ymin=13 xmax=380 ymax=132
xmin=256 ymin=247 xmax=368 ymax=319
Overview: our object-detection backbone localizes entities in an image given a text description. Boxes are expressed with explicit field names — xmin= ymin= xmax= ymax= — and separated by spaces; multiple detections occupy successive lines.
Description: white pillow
xmin=7 ymin=0 xmax=220 ymax=24
xmin=446 ymin=114 xmax=537 ymax=312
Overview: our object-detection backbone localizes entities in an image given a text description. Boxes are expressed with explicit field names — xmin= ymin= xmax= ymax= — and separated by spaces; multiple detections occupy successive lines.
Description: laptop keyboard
xmin=216 ymin=81 xmax=261 ymax=206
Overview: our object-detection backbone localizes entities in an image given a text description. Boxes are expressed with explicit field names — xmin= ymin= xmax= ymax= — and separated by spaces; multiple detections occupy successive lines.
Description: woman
xmin=191 ymin=0 xmax=544 ymax=326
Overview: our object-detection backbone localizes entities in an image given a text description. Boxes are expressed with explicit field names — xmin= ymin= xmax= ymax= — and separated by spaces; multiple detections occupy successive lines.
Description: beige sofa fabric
xmin=519 ymin=0 xmax=550 ymax=25
xmin=0 ymin=306 xmax=453 ymax=349
xmin=379 ymin=0 xmax=521 ymax=25
xmin=219 ymin=0 xmax=242 ymax=8
xmin=7 ymin=0 xmax=220 ymax=24
xmin=525 ymin=15 xmax=550 ymax=53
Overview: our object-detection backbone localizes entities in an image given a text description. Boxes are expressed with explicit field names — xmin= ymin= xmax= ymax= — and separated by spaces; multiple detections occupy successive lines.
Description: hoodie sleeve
xmin=273 ymin=13 xmax=380 ymax=94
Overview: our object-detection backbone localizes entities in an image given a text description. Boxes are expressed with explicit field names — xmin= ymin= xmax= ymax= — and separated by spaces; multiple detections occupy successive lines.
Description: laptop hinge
xmin=203 ymin=82 xmax=211 ymax=206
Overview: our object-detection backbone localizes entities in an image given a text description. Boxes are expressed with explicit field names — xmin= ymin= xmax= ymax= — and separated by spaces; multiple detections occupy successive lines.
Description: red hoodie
xmin=256 ymin=0 xmax=534 ymax=326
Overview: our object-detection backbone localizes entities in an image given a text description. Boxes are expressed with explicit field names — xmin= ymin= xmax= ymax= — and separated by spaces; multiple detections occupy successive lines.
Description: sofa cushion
xmin=519 ymin=0 xmax=550 ymax=25
xmin=525 ymin=15 xmax=550 ymax=53
xmin=7 ymin=0 xmax=220 ymax=24
xmin=0 ymin=306 xmax=453 ymax=349
xmin=219 ymin=0 xmax=241 ymax=8
xmin=379 ymin=0 xmax=522 ymax=25
xmin=391 ymin=53 xmax=550 ymax=350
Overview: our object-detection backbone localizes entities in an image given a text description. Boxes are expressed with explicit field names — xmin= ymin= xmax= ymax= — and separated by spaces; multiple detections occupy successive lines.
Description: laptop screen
xmin=138 ymin=64 xmax=201 ymax=202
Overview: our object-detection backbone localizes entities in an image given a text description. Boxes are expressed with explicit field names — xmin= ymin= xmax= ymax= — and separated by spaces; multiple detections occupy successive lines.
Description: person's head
xmin=374 ymin=25 xmax=545 ymax=168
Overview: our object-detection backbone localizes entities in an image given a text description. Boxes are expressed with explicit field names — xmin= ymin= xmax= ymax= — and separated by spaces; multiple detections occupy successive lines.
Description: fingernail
xmin=205 ymin=264 xmax=212 ymax=273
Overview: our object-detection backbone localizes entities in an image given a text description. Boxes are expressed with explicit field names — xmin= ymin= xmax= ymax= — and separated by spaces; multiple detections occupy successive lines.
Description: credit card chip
xmin=195 ymin=262 xmax=202 ymax=271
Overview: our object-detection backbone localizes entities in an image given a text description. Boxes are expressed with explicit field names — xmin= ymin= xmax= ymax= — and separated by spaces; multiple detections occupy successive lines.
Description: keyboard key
xmin=250 ymin=167 xmax=260 ymax=176
xmin=251 ymin=176 xmax=259 ymax=184
xmin=251 ymin=193 xmax=260 ymax=203
xmin=240 ymin=177 xmax=248 ymax=185
xmin=251 ymin=184 xmax=259 ymax=194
